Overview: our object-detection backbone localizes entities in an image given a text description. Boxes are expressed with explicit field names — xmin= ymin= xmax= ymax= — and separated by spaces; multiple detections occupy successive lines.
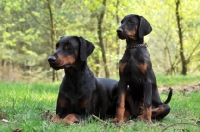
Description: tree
xmin=97 ymin=0 xmax=110 ymax=78
xmin=175 ymin=0 xmax=187 ymax=75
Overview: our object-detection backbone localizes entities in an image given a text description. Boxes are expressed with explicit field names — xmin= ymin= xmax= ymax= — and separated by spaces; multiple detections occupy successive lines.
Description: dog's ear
xmin=138 ymin=16 xmax=152 ymax=38
xmin=78 ymin=36 xmax=95 ymax=61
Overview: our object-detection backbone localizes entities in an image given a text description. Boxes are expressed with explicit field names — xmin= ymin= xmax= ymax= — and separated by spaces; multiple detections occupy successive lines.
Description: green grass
xmin=156 ymin=74 xmax=200 ymax=87
xmin=0 ymin=80 xmax=200 ymax=132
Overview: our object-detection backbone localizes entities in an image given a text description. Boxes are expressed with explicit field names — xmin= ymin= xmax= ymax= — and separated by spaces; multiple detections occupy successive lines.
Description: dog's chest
xmin=60 ymin=78 xmax=95 ymax=108
xmin=120 ymin=49 xmax=149 ymax=83
xmin=62 ymin=85 xmax=92 ymax=102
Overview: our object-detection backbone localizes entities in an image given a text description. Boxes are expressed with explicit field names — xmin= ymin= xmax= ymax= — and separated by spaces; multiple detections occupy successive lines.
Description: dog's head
xmin=48 ymin=36 xmax=95 ymax=70
xmin=117 ymin=14 xmax=152 ymax=40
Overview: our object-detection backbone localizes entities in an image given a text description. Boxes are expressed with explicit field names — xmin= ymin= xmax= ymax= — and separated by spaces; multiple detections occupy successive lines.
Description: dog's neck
xmin=64 ymin=61 xmax=87 ymax=75
xmin=126 ymin=38 xmax=144 ymax=45
xmin=64 ymin=60 xmax=94 ymax=82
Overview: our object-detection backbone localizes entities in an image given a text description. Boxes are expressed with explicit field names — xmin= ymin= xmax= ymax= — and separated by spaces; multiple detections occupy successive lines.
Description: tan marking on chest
xmin=119 ymin=62 xmax=127 ymax=73
xmin=80 ymin=98 xmax=90 ymax=109
xmin=138 ymin=63 xmax=147 ymax=73
xmin=58 ymin=97 xmax=68 ymax=108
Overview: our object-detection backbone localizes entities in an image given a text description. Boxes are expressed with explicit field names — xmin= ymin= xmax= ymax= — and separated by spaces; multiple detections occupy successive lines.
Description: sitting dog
xmin=113 ymin=14 xmax=172 ymax=122
xmin=48 ymin=36 xmax=121 ymax=124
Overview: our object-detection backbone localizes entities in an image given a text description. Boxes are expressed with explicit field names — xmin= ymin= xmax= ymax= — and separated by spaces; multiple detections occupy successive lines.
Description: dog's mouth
xmin=117 ymin=32 xmax=127 ymax=40
xmin=127 ymin=34 xmax=134 ymax=38
xmin=117 ymin=31 xmax=135 ymax=40
xmin=117 ymin=28 xmax=137 ymax=40
xmin=50 ymin=63 xmax=72 ymax=70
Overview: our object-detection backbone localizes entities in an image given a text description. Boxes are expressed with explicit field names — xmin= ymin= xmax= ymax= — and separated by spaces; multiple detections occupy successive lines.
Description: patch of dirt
xmin=40 ymin=110 xmax=53 ymax=120
xmin=158 ymin=83 xmax=200 ymax=94
xmin=0 ymin=114 xmax=6 ymax=120
xmin=13 ymin=128 xmax=21 ymax=132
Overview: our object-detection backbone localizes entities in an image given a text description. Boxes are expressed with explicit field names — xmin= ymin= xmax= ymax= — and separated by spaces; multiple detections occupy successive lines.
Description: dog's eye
xmin=65 ymin=45 xmax=71 ymax=49
xmin=129 ymin=19 xmax=135 ymax=24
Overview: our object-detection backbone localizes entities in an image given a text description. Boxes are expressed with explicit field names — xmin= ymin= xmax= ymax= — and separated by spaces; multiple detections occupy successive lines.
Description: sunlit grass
xmin=0 ymin=80 xmax=200 ymax=131
xmin=156 ymin=74 xmax=200 ymax=87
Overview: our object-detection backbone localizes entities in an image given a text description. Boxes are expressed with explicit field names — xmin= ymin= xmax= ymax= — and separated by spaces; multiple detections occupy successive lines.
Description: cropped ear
xmin=78 ymin=36 xmax=95 ymax=61
xmin=138 ymin=16 xmax=152 ymax=38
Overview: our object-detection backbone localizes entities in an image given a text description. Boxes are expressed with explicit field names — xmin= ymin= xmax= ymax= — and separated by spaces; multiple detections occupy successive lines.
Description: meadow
xmin=0 ymin=75 xmax=200 ymax=132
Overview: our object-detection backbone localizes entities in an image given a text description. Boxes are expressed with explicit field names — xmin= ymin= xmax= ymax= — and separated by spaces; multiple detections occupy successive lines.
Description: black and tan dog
xmin=48 ymin=36 xmax=121 ymax=124
xmin=113 ymin=14 xmax=172 ymax=122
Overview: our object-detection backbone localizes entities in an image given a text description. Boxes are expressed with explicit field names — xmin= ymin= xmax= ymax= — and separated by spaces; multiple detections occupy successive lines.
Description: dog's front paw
xmin=63 ymin=114 xmax=79 ymax=125
xmin=112 ymin=117 xmax=124 ymax=123
xmin=51 ymin=114 xmax=61 ymax=122
xmin=137 ymin=115 xmax=152 ymax=122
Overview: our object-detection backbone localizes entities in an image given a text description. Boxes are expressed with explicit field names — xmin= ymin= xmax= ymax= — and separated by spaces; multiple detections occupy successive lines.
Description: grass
xmin=0 ymin=75 xmax=200 ymax=132
xmin=156 ymin=74 xmax=200 ymax=87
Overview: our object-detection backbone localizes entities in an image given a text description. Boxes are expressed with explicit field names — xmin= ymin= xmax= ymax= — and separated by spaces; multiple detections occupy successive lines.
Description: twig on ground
xmin=92 ymin=115 xmax=109 ymax=125
xmin=162 ymin=122 xmax=199 ymax=132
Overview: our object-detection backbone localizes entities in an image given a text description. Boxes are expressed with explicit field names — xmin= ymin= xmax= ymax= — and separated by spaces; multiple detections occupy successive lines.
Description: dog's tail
xmin=164 ymin=88 xmax=173 ymax=104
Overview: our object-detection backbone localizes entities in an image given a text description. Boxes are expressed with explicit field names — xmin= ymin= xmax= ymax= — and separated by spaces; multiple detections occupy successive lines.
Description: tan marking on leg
xmin=152 ymin=106 xmax=164 ymax=117
xmin=113 ymin=92 xmax=126 ymax=122
xmin=141 ymin=106 xmax=152 ymax=122
xmin=123 ymin=108 xmax=131 ymax=121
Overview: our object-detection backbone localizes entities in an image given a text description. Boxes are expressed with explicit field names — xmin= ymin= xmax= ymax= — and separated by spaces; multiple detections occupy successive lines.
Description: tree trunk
xmin=97 ymin=0 xmax=109 ymax=78
xmin=175 ymin=0 xmax=187 ymax=75
xmin=46 ymin=0 xmax=57 ymax=81
xmin=115 ymin=0 xmax=120 ymax=72
xmin=94 ymin=53 xmax=100 ymax=77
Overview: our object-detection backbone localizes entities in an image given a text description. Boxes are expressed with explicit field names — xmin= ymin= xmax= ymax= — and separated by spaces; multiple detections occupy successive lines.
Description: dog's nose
xmin=48 ymin=56 xmax=56 ymax=62
xmin=117 ymin=27 xmax=123 ymax=33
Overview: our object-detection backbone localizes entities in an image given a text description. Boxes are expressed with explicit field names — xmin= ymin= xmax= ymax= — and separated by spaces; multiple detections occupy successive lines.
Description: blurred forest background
xmin=0 ymin=0 xmax=199 ymax=82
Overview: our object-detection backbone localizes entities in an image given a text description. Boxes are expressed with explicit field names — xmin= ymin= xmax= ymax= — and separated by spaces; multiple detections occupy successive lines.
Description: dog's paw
xmin=112 ymin=117 xmax=124 ymax=123
xmin=51 ymin=115 xmax=61 ymax=122
xmin=62 ymin=114 xmax=79 ymax=125
xmin=137 ymin=115 xmax=152 ymax=123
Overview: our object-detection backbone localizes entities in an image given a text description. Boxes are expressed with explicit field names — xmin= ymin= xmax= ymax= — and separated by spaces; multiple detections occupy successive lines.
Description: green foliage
xmin=0 ymin=0 xmax=199 ymax=81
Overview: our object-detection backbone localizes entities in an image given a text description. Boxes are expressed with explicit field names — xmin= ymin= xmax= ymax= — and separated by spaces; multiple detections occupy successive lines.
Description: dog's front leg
xmin=113 ymin=80 xmax=127 ymax=122
xmin=51 ymin=93 xmax=69 ymax=122
xmin=141 ymin=80 xmax=152 ymax=122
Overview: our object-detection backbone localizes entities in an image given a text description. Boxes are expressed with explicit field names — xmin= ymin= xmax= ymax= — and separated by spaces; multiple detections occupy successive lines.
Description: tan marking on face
xmin=56 ymin=54 xmax=76 ymax=66
xmin=119 ymin=62 xmax=127 ymax=73
xmin=138 ymin=63 xmax=147 ymax=73
xmin=125 ymin=26 xmax=138 ymax=40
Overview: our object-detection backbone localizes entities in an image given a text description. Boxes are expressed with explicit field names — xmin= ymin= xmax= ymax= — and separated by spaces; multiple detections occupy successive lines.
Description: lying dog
xmin=113 ymin=14 xmax=172 ymax=122
xmin=48 ymin=36 xmax=120 ymax=124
